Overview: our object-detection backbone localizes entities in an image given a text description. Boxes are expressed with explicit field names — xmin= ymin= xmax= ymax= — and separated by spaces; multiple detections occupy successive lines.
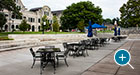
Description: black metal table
xmin=37 ymin=48 xmax=61 ymax=75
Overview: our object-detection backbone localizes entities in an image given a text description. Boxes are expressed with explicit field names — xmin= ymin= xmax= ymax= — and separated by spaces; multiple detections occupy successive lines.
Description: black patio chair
xmin=29 ymin=48 xmax=41 ymax=68
xmin=76 ymin=44 xmax=89 ymax=57
xmin=104 ymin=38 xmax=110 ymax=44
xmin=81 ymin=40 xmax=92 ymax=50
xmin=56 ymin=47 xmax=69 ymax=67
xmin=99 ymin=38 xmax=106 ymax=47
xmin=63 ymin=42 xmax=68 ymax=51
xmin=90 ymin=38 xmax=99 ymax=49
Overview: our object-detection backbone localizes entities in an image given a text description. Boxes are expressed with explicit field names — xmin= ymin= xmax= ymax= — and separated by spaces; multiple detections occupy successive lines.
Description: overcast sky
xmin=21 ymin=0 xmax=128 ymax=19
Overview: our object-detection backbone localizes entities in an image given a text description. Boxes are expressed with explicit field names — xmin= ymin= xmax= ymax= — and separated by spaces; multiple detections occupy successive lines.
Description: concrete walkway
xmin=0 ymin=40 xmax=126 ymax=75
xmin=82 ymin=40 xmax=140 ymax=75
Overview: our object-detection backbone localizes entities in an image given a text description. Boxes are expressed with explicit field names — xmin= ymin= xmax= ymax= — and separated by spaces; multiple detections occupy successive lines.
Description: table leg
xmin=40 ymin=58 xmax=43 ymax=75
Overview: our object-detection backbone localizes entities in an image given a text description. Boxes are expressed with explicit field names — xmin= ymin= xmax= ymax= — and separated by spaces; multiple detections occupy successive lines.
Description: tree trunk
xmin=0 ymin=27 xmax=2 ymax=32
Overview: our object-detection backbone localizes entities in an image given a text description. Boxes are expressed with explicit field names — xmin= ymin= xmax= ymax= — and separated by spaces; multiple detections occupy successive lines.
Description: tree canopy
xmin=19 ymin=20 xmax=30 ymax=32
xmin=0 ymin=0 xmax=22 ymax=32
xmin=77 ymin=20 xmax=85 ymax=32
xmin=60 ymin=1 xmax=103 ymax=31
xmin=41 ymin=15 xmax=49 ymax=31
xmin=0 ymin=0 xmax=21 ymax=16
xmin=120 ymin=0 xmax=140 ymax=27
xmin=52 ymin=16 xmax=60 ymax=32
xmin=0 ymin=13 xmax=7 ymax=32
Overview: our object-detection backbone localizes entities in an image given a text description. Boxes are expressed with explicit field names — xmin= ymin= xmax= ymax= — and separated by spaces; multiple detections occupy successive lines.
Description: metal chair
xmin=29 ymin=48 xmax=41 ymax=68
xmin=63 ymin=42 xmax=68 ymax=51
xmin=76 ymin=44 xmax=88 ymax=57
xmin=56 ymin=45 xmax=69 ymax=67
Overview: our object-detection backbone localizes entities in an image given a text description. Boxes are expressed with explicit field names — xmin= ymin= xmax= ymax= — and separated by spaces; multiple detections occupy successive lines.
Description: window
xmin=44 ymin=11 xmax=49 ymax=16
xmin=5 ymin=14 xmax=8 ymax=17
xmin=28 ymin=18 xmax=31 ymax=22
xmin=32 ymin=18 xmax=35 ymax=22
xmin=28 ymin=17 xmax=35 ymax=22
xmin=16 ymin=25 xmax=19 ymax=29
xmin=38 ymin=18 xmax=40 ymax=23
xmin=12 ymin=15 xmax=15 ymax=19
xmin=14 ymin=0 xmax=18 ymax=3
xmin=23 ymin=16 xmax=26 ymax=19
xmin=31 ymin=18 xmax=32 ymax=22
xmin=17 ymin=6 xmax=21 ymax=10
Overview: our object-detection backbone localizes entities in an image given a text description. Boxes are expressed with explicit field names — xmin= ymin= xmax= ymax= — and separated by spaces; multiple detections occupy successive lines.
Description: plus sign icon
xmin=114 ymin=49 xmax=134 ymax=69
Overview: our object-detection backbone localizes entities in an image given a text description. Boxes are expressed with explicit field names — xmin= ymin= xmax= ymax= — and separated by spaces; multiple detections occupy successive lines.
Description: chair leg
xmin=56 ymin=57 xmax=59 ymax=67
xmin=82 ymin=50 xmax=86 ymax=57
xmin=86 ymin=50 xmax=89 ymax=56
xmin=31 ymin=59 xmax=36 ymax=68
xmin=64 ymin=59 xmax=69 ymax=67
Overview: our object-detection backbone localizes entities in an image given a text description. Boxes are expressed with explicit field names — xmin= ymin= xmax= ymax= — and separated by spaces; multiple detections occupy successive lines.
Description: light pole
xmin=42 ymin=21 xmax=46 ymax=34
xmin=9 ymin=18 xmax=12 ymax=32
xmin=12 ymin=20 xmax=14 ymax=32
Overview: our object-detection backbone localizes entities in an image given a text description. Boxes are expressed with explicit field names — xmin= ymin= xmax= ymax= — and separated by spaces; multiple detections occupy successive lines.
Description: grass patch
xmin=97 ymin=30 xmax=113 ymax=33
xmin=0 ymin=36 xmax=13 ymax=41
xmin=0 ymin=31 xmax=84 ymax=36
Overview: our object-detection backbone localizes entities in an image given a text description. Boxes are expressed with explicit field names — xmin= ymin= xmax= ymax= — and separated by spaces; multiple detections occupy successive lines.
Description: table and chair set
xmin=29 ymin=37 xmax=111 ymax=75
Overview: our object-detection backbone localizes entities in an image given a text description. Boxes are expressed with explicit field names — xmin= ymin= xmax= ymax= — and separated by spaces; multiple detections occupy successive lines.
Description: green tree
xmin=41 ymin=15 xmax=49 ymax=31
xmin=103 ymin=18 xmax=112 ymax=24
xmin=112 ymin=17 xmax=120 ymax=25
xmin=0 ymin=0 xmax=22 ymax=32
xmin=0 ymin=0 xmax=21 ymax=15
xmin=77 ymin=20 xmax=85 ymax=32
xmin=0 ymin=13 xmax=7 ymax=32
xmin=61 ymin=1 xmax=103 ymax=31
xmin=52 ymin=16 xmax=59 ymax=32
xmin=120 ymin=0 xmax=140 ymax=27
xmin=19 ymin=20 xmax=30 ymax=32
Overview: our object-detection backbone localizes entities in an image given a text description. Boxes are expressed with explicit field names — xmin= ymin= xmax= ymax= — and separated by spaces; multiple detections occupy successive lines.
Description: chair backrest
xmin=107 ymin=38 xmax=110 ymax=42
xmin=63 ymin=42 xmax=68 ymax=51
xmin=64 ymin=49 xmax=70 ymax=56
xmin=78 ymin=45 xmax=85 ymax=50
xmin=30 ymin=48 xmax=35 ymax=57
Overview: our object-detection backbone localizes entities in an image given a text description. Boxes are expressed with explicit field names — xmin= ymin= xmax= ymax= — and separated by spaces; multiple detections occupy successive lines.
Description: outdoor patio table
xmin=37 ymin=48 xmax=61 ymax=75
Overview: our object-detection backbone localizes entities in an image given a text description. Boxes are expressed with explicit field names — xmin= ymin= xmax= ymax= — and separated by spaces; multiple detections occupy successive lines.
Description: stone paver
xmin=82 ymin=40 xmax=140 ymax=75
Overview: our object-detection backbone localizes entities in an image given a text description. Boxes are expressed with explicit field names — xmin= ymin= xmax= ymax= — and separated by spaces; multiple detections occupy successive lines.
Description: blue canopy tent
xmin=87 ymin=20 xmax=93 ymax=37
xmin=86 ymin=23 xmax=107 ymax=29
xmin=101 ymin=24 xmax=107 ymax=28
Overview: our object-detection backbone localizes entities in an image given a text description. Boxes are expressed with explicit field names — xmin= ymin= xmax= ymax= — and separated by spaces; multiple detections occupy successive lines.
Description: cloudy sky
xmin=21 ymin=0 xmax=128 ymax=19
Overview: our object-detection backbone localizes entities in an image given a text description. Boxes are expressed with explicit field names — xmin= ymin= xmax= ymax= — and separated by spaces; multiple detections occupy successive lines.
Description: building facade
xmin=3 ymin=0 xmax=53 ymax=32
xmin=52 ymin=10 xmax=63 ymax=27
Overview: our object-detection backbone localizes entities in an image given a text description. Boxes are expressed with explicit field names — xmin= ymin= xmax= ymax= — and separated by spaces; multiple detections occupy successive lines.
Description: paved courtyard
xmin=0 ymin=40 xmax=139 ymax=75
xmin=82 ymin=40 xmax=140 ymax=75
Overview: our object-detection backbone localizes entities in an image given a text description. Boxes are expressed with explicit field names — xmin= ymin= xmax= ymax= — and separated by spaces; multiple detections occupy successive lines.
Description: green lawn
xmin=97 ymin=30 xmax=113 ymax=33
xmin=0 ymin=31 xmax=84 ymax=36
xmin=0 ymin=36 xmax=13 ymax=41
xmin=0 ymin=31 xmax=84 ymax=41
xmin=0 ymin=31 xmax=112 ymax=41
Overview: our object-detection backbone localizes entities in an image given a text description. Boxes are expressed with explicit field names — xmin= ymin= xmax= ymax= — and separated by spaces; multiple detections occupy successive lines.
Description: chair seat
xmin=56 ymin=54 xmax=64 ymax=57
